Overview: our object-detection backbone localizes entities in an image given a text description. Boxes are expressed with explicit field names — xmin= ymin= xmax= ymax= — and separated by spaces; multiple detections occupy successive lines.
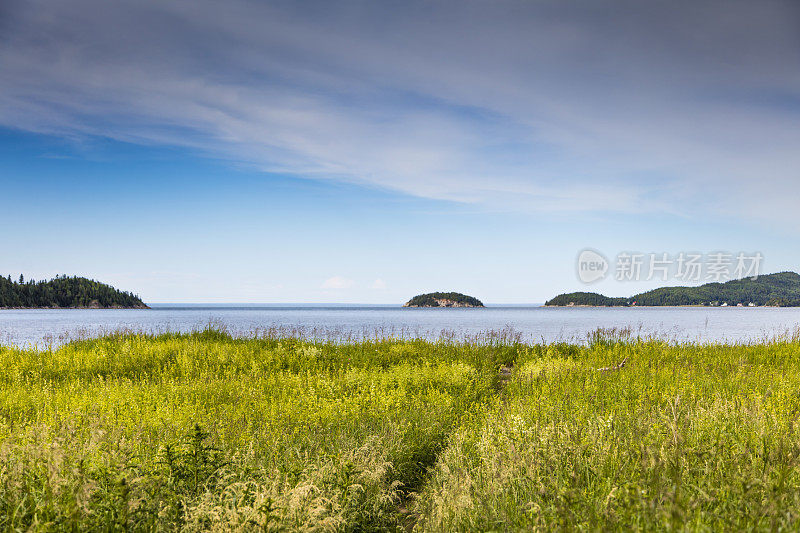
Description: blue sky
xmin=1 ymin=1 xmax=799 ymax=303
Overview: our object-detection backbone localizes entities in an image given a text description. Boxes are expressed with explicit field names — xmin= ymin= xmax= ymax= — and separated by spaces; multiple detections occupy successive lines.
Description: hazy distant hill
xmin=404 ymin=292 xmax=484 ymax=307
xmin=0 ymin=275 xmax=148 ymax=309
xmin=545 ymin=272 xmax=800 ymax=307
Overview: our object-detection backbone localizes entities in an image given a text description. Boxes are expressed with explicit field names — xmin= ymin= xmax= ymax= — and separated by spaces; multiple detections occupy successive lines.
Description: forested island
xmin=404 ymin=292 xmax=484 ymax=307
xmin=0 ymin=275 xmax=148 ymax=309
xmin=546 ymin=271 xmax=800 ymax=307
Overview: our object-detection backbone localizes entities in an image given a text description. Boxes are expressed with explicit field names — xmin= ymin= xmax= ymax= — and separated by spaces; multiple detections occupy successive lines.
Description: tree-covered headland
xmin=546 ymin=271 xmax=800 ymax=307
xmin=0 ymin=274 xmax=148 ymax=308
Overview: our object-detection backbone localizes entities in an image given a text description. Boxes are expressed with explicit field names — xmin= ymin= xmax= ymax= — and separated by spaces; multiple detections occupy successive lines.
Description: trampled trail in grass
xmin=2 ymin=329 xmax=800 ymax=531
xmin=0 ymin=330 xmax=514 ymax=531
xmin=414 ymin=337 xmax=800 ymax=531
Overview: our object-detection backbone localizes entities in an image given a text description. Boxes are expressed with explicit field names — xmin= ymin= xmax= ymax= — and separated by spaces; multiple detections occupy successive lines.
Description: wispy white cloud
xmin=1 ymin=0 xmax=799 ymax=225
xmin=370 ymin=278 xmax=387 ymax=290
xmin=321 ymin=276 xmax=355 ymax=290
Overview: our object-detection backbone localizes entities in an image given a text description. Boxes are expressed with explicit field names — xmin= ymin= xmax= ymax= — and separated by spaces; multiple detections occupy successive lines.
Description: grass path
xmin=0 ymin=330 xmax=517 ymax=531
xmin=413 ymin=336 xmax=800 ymax=531
xmin=4 ymin=330 xmax=800 ymax=531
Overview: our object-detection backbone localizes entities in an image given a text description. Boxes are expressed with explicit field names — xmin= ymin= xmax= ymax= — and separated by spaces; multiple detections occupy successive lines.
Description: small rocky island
xmin=404 ymin=292 xmax=484 ymax=308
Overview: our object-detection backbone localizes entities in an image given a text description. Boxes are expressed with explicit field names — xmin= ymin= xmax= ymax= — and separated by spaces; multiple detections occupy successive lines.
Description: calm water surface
xmin=2 ymin=305 xmax=800 ymax=347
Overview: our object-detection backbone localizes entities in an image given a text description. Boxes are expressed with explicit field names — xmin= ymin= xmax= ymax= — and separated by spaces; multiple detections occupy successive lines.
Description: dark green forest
xmin=546 ymin=272 xmax=800 ymax=307
xmin=544 ymin=292 xmax=628 ymax=307
xmin=0 ymin=275 xmax=147 ymax=308
xmin=404 ymin=292 xmax=484 ymax=307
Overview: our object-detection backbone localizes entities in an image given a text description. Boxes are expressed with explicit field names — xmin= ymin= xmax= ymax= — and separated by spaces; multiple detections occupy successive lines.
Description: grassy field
xmin=1 ymin=329 xmax=800 ymax=531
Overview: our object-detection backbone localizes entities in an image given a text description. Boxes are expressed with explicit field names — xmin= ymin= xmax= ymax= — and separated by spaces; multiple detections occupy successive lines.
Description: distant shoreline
xmin=544 ymin=304 xmax=779 ymax=308
xmin=545 ymin=272 xmax=800 ymax=308
xmin=0 ymin=305 xmax=150 ymax=310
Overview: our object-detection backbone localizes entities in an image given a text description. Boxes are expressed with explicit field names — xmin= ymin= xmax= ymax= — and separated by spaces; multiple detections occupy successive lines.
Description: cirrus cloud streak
xmin=1 ymin=0 xmax=799 ymax=225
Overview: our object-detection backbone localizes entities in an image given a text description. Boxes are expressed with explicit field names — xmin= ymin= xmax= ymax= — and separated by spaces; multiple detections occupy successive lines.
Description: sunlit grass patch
xmin=4 ymin=330 xmax=800 ymax=530
xmin=0 ymin=330 xmax=504 ymax=531
xmin=415 ymin=339 xmax=800 ymax=532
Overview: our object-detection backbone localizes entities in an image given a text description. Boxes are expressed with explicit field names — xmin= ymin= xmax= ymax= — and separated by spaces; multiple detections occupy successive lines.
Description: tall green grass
xmin=0 ymin=329 xmax=510 ymax=531
xmin=415 ymin=337 xmax=800 ymax=531
xmin=2 ymin=329 xmax=800 ymax=531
